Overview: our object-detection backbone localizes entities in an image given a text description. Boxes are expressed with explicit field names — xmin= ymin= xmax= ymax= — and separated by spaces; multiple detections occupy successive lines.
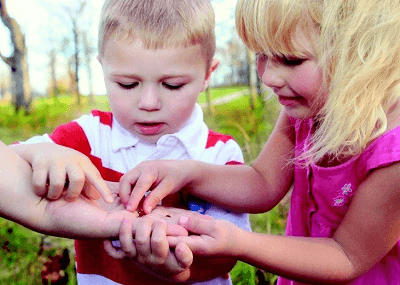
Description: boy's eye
xmin=118 ymin=82 xmax=139 ymax=89
xmin=281 ymin=56 xmax=305 ymax=66
xmin=163 ymin=82 xmax=184 ymax=90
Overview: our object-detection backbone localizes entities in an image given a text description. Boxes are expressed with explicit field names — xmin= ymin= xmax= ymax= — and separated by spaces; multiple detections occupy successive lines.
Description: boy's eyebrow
xmin=110 ymin=73 xmax=193 ymax=81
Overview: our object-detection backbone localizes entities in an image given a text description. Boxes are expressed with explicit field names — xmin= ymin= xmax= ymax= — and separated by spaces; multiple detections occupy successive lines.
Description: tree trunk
xmin=205 ymin=86 xmax=212 ymax=116
xmin=247 ymin=49 xmax=257 ymax=110
xmin=72 ymin=20 xmax=80 ymax=105
xmin=0 ymin=0 xmax=31 ymax=113
xmin=82 ymin=31 xmax=94 ymax=104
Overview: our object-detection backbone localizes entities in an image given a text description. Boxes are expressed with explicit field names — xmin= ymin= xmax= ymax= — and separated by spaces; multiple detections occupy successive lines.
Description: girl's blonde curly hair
xmin=236 ymin=0 xmax=400 ymax=164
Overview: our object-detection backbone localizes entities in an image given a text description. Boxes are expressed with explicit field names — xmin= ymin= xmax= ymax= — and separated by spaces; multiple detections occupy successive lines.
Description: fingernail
xmin=179 ymin=216 xmax=189 ymax=225
xmin=145 ymin=205 xmax=152 ymax=214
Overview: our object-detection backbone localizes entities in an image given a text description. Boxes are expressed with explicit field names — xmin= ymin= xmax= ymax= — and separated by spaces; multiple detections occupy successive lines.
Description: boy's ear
xmin=201 ymin=58 xmax=219 ymax=92
xmin=97 ymin=54 xmax=102 ymax=64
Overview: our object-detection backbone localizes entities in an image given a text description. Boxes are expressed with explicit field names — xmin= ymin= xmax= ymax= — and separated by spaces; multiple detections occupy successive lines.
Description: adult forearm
xmin=40 ymin=198 xmax=138 ymax=239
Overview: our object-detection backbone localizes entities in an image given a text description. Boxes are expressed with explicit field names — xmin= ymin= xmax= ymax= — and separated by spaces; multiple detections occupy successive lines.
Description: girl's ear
xmin=201 ymin=58 xmax=220 ymax=92
xmin=97 ymin=54 xmax=102 ymax=65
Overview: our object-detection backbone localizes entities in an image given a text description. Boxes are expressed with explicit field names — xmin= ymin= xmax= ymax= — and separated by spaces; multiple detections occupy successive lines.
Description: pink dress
xmin=278 ymin=118 xmax=400 ymax=284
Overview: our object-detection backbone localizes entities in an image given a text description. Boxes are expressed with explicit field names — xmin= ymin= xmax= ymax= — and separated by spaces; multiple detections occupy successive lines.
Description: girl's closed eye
xmin=117 ymin=82 xmax=139 ymax=90
xmin=162 ymin=82 xmax=185 ymax=90
xmin=280 ymin=56 xmax=306 ymax=67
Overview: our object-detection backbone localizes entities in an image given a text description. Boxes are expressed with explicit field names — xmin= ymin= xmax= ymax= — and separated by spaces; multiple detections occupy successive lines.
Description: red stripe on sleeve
xmin=206 ymin=130 xmax=234 ymax=148
xmin=91 ymin=110 xmax=113 ymax=126
xmin=226 ymin=160 xmax=243 ymax=165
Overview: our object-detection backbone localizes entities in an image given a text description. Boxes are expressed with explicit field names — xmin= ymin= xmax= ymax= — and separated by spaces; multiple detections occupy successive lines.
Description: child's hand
xmin=104 ymin=217 xmax=193 ymax=282
xmin=119 ymin=160 xmax=195 ymax=213
xmin=29 ymin=143 xmax=113 ymax=203
xmin=167 ymin=215 xmax=241 ymax=258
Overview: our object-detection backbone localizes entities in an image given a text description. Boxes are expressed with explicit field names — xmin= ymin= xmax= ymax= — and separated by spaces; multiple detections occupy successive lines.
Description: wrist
xmin=229 ymin=225 xmax=248 ymax=259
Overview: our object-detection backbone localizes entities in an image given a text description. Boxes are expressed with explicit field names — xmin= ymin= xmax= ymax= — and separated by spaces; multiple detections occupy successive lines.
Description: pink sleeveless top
xmin=278 ymin=118 xmax=400 ymax=284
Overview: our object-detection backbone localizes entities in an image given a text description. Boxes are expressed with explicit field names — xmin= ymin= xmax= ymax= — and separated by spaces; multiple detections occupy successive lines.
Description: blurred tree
xmin=82 ymin=30 xmax=95 ymax=104
xmin=247 ymin=49 xmax=257 ymax=110
xmin=60 ymin=37 xmax=75 ymax=95
xmin=48 ymin=47 xmax=58 ymax=97
xmin=0 ymin=0 xmax=31 ymax=113
xmin=0 ymin=69 xmax=10 ymax=99
xmin=63 ymin=0 xmax=87 ymax=105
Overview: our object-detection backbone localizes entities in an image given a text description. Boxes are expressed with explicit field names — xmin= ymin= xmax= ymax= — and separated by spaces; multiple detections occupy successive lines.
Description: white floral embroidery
xmin=332 ymin=196 xmax=347 ymax=207
xmin=341 ymin=183 xmax=353 ymax=195
xmin=332 ymin=183 xmax=353 ymax=207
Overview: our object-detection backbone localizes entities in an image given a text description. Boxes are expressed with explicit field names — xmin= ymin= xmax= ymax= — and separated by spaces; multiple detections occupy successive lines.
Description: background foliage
xmin=0 ymin=86 xmax=288 ymax=285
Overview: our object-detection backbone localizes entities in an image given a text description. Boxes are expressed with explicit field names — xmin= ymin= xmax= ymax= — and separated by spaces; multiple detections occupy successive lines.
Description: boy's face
xmin=99 ymin=38 xmax=217 ymax=143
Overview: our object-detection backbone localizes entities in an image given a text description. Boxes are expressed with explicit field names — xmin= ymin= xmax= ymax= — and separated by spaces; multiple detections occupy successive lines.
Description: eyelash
xmin=257 ymin=53 xmax=305 ymax=67
xmin=118 ymin=82 xmax=139 ymax=90
xmin=117 ymin=82 xmax=184 ymax=90
xmin=162 ymin=83 xmax=184 ymax=90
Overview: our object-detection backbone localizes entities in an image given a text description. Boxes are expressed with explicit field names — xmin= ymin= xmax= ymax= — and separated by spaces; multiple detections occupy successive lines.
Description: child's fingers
xmin=138 ymin=177 xmax=177 ymax=214
xmin=31 ymin=167 xmax=49 ymax=196
xmin=119 ymin=170 xmax=140 ymax=207
xmin=103 ymin=240 xmax=126 ymax=259
xmin=178 ymin=216 xmax=214 ymax=235
xmin=174 ymin=242 xmax=193 ymax=269
xmin=166 ymin=224 xmax=189 ymax=236
xmin=149 ymin=220 xmax=169 ymax=264
xmin=119 ymin=218 xmax=137 ymax=258
xmin=135 ymin=218 xmax=153 ymax=262
xmin=81 ymin=183 xmax=102 ymax=200
xmin=167 ymin=235 xmax=205 ymax=253
xmin=122 ymin=171 xmax=158 ymax=212
xmin=63 ymin=165 xmax=85 ymax=201
xmin=47 ymin=165 xmax=67 ymax=200
xmin=84 ymin=166 xmax=113 ymax=203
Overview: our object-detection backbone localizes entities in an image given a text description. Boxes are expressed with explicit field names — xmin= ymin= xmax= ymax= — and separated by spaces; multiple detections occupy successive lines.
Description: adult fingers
xmin=119 ymin=218 xmax=137 ymax=259
xmin=103 ymin=240 xmax=126 ymax=259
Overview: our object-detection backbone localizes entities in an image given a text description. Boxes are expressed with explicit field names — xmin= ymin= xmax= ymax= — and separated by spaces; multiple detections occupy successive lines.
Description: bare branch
xmin=0 ymin=51 xmax=13 ymax=67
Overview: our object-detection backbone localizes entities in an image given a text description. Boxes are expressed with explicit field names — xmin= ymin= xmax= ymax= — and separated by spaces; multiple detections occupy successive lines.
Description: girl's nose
xmin=137 ymin=87 xmax=161 ymax=111
xmin=257 ymin=59 xmax=285 ymax=89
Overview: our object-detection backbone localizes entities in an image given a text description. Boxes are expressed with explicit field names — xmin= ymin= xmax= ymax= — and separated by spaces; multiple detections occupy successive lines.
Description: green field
xmin=0 ymin=86 xmax=287 ymax=285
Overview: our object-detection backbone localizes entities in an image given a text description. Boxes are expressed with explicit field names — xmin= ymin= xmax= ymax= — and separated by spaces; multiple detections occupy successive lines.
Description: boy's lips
xmin=135 ymin=122 xmax=166 ymax=135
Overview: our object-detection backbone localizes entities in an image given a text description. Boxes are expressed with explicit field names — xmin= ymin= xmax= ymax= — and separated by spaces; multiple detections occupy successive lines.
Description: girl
xmin=120 ymin=0 xmax=400 ymax=283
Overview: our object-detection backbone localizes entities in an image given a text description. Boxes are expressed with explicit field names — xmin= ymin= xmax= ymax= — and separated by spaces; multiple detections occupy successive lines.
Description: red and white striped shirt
xmin=24 ymin=104 xmax=250 ymax=285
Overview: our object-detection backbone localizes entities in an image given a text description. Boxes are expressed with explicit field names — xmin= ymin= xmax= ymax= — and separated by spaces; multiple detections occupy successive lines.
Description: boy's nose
xmin=259 ymin=61 xmax=285 ymax=89
xmin=137 ymin=87 xmax=161 ymax=111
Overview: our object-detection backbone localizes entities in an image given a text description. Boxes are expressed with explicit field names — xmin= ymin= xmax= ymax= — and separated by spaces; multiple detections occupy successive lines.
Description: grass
xmin=0 ymin=87 xmax=287 ymax=284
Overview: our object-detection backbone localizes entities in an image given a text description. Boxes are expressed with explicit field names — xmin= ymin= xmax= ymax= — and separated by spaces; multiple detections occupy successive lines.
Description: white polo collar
xmin=110 ymin=104 xmax=208 ymax=160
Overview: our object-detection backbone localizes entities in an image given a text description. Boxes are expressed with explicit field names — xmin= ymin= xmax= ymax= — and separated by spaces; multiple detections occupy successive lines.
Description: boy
xmin=12 ymin=0 xmax=251 ymax=284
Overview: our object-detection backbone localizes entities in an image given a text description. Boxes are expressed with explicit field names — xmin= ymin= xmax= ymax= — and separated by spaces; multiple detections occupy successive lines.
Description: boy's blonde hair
xmin=98 ymin=0 xmax=216 ymax=68
xmin=236 ymin=0 xmax=400 ymax=163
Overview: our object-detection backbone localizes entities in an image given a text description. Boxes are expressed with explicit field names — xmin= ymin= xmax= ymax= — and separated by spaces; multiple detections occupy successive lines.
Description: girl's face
xmin=257 ymin=31 xmax=328 ymax=119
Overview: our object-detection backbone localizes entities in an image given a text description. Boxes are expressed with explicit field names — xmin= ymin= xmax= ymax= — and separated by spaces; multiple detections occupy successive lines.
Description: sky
xmin=0 ymin=0 xmax=241 ymax=96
